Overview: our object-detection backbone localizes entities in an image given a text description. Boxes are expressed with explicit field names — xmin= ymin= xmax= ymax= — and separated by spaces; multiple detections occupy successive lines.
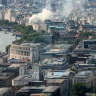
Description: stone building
xmin=73 ymin=71 xmax=94 ymax=88
xmin=0 ymin=88 xmax=11 ymax=96
xmin=9 ymin=43 xmax=42 ymax=63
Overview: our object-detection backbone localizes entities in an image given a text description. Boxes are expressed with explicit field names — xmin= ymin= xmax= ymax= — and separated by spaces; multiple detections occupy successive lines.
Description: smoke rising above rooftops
xmin=29 ymin=0 xmax=86 ymax=23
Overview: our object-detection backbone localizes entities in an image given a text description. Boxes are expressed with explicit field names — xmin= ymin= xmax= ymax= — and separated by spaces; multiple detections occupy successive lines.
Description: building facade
xmin=73 ymin=71 xmax=94 ymax=88
xmin=0 ymin=88 xmax=11 ymax=96
xmin=9 ymin=43 xmax=41 ymax=62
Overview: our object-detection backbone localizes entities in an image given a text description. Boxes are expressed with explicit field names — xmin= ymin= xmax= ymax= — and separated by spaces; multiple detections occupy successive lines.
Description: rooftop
xmin=17 ymin=86 xmax=59 ymax=93
xmin=13 ymin=76 xmax=24 ymax=81
xmin=89 ymin=54 xmax=96 ymax=59
xmin=47 ymin=79 xmax=65 ymax=84
xmin=0 ymin=73 xmax=12 ymax=79
xmin=13 ymin=75 xmax=37 ymax=81
xmin=21 ymin=43 xmax=41 ymax=47
xmin=30 ymin=94 xmax=41 ymax=96
xmin=0 ymin=88 xmax=10 ymax=95
xmin=11 ymin=43 xmax=41 ymax=48
xmin=77 ymin=71 xmax=92 ymax=76
xmin=41 ymin=58 xmax=66 ymax=65
xmin=49 ymin=26 xmax=66 ymax=29
xmin=45 ymin=70 xmax=72 ymax=79
xmin=44 ymin=44 xmax=71 ymax=54
xmin=9 ymin=64 xmax=21 ymax=68
xmin=43 ymin=86 xmax=59 ymax=93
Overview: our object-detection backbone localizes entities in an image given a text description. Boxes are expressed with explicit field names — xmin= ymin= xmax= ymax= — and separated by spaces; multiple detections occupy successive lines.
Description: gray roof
xmin=18 ymin=86 xmax=59 ymax=93
xmin=77 ymin=71 xmax=92 ymax=76
xmin=0 ymin=88 xmax=10 ymax=95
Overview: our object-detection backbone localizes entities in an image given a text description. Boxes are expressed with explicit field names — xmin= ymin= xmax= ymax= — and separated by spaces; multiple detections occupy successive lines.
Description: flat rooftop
xmin=44 ymin=44 xmax=71 ymax=54
xmin=0 ymin=73 xmax=12 ymax=79
xmin=0 ymin=88 xmax=10 ymax=95
xmin=11 ymin=43 xmax=41 ymax=48
xmin=47 ymin=79 xmax=65 ymax=84
xmin=77 ymin=71 xmax=92 ymax=77
xmin=13 ymin=76 xmax=24 ymax=81
xmin=41 ymin=58 xmax=66 ymax=65
xmin=17 ymin=86 xmax=59 ymax=93
xmin=43 ymin=86 xmax=59 ymax=93
xmin=45 ymin=70 xmax=72 ymax=79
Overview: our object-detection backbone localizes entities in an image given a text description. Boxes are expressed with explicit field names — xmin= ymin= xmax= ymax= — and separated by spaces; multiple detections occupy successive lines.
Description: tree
xmin=26 ymin=25 xmax=33 ymax=34
xmin=52 ymin=32 xmax=60 ymax=44
xmin=62 ymin=36 xmax=68 ymax=41
xmin=6 ymin=45 xmax=11 ymax=53
xmin=70 ymin=82 xmax=87 ymax=96
xmin=0 ymin=20 xmax=49 ymax=44
xmin=74 ymin=38 xmax=80 ymax=45
xmin=80 ymin=31 xmax=92 ymax=38
xmin=93 ymin=84 xmax=96 ymax=96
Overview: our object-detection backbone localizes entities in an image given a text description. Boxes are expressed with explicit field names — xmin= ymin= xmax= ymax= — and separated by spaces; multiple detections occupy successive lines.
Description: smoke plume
xmin=29 ymin=9 xmax=53 ymax=24
xmin=62 ymin=0 xmax=85 ymax=17
xmin=29 ymin=0 xmax=86 ymax=23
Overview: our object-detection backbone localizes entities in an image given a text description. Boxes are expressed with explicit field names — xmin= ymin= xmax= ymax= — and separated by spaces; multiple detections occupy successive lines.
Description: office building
xmin=73 ymin=71 xmax=94 ymax=88
xmin=9 ymin=43 xmax=42 ymax=62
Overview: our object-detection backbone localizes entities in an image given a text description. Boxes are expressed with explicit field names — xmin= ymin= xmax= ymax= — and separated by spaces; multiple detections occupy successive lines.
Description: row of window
xmin=12 ymin=46 xmax=30 ymax=50
xmin=11 ymin=50 xmax=30 ymax=56
xmin=10 ymin=55 xmax=30 ymax=60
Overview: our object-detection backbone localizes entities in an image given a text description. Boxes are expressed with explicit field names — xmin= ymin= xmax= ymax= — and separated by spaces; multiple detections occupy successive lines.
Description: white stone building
xmin=0 ymin=10 xmax=5 ymax=20
xmin=12 ymin=76 xmax=33 ymax=86
xmin=73 ymin=71 xmax=94 ymax=88
xmin=19 ymin=64 xmax=43 ymax=80
xmin=12 ymin=64 xmax=43 ymax=86
xmin=9 ymin=43 xmax=41 ymax=62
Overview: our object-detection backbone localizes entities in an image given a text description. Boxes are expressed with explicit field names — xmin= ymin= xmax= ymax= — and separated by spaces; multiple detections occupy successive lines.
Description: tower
xmin=0 ymin=0 xmax=7 ymax=5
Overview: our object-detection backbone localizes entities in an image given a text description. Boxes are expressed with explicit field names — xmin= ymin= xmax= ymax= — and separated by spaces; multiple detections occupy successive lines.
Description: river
xmin=0 ymin=31 xmax=19 ymax=52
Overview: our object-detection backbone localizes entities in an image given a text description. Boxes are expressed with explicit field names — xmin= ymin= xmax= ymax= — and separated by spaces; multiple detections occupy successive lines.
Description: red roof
xmin=75 ymin=34 xmax=79 ymax=37
xmin=30 ymin=94 xmax=41 ymax=96
xmin=20 ymin=59 xmax=27 ymax=63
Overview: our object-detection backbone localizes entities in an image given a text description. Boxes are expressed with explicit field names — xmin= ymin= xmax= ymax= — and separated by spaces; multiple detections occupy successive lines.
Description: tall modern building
xmin=0 ymin=0 xmax=7 ymax=5
xmin=0 ymin=0 xmax=1 ymax=4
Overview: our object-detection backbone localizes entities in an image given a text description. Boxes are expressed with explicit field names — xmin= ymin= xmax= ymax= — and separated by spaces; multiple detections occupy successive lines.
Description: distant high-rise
xmin=0 ymin=0 xmax=2 ymax=4
xmin=46 ymin=0 xmax=64 ymax=13
xmin=0 ymin=0 xmax=7 ymax=5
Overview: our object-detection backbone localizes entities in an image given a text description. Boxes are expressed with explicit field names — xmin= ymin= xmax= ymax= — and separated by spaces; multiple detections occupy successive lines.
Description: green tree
xmin=62 ymin=36 xmax=68 ymax=41
xmin=74 ymin=39 xmax=80 ymax=45
xmin=26 ymin=25 xmax=33 ymax=34
xmin=70 ymin=82 xmax=87 ymax=96
xmin=0 ymin=20 xmax=49 ymax=44
xmin=80 ymin=31 xmax=92 ymax=38
xmin=6 ymin=45 xmax=11 ymax=53
xmin=93 ymin=84 xmax=96 ymax=96
xmin=52 ymin=32 xmax=60 ymax=44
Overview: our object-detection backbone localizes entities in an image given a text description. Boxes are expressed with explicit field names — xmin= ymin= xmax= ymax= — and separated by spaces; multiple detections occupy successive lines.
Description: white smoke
xmin=29 ymin=8 xmax=53 ymax=24
xmin=60 ymin=0 xmax=85 ymax=18
xmin=29 ymin=0 xmax=86 ymax=23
